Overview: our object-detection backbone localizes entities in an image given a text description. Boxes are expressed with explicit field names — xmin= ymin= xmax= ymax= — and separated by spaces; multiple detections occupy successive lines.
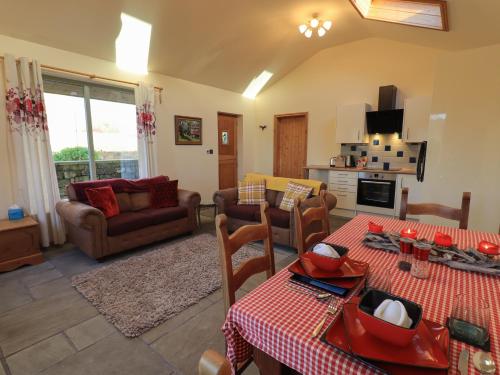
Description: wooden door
xmin=274 ymin=113 xmax=308 ymax=178
xmin=218 ymin=113 xmax=238 ymax=189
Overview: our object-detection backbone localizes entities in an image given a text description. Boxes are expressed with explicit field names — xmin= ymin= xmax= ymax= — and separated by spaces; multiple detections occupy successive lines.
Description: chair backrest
xmin=399 ymin=187 xmax=471 ymax=229
xmin=216 ymin=202 xmax=275 ymax=314
xmin=294 ymin=190 xmax=331 ymax=256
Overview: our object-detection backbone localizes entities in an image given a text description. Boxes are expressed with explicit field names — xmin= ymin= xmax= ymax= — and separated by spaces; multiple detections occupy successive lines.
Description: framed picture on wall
xmin=174 ymin=115 xmax=202 ymax=145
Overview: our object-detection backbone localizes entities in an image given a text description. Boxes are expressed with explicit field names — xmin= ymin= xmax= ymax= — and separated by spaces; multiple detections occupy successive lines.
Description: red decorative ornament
xmin=400 ymin=227 xmax=417 ymax=239
xmin=368 ymin=221 xmax=384 ymax=234
xmin=478 ymin=240 xmax=500 ymax=256
xmin=434 ymin=232 xmax=453 ymax=247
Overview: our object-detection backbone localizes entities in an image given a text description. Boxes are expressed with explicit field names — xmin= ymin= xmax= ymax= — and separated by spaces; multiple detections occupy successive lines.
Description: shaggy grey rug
xmin=71 ymin=233 xmax=262 ymax=337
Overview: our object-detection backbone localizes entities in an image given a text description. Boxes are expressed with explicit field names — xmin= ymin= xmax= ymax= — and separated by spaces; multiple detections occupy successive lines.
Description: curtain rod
xmin=0 ymin=55 xmax=164 ymax=93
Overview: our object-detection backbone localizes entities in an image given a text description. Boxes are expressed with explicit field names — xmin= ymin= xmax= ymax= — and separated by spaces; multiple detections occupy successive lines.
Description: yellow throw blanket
xmin=244 ymin=173 xmax=323 ymax=196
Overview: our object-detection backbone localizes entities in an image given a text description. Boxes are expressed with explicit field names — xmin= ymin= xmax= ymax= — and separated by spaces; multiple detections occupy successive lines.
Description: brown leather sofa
xmin=56 ymin=176 xmax=201 ymax=259
xmin=213 ymin=184 xmax=336 ymax=248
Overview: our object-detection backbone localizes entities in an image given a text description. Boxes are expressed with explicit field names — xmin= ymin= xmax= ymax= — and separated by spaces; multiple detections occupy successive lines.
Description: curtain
xmin=4 ymin=54 xmax=65 ymax=246
xmin=135 ymin=83 xmax=158 ymax=178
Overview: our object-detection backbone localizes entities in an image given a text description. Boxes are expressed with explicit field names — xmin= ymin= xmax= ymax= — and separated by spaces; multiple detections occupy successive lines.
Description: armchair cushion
xmin=85 ymin=186 xmax=120 ymax=218
xmin=107 ymin=212 xmax=153 ymax=236
xmin=150 ymin=180 xmax=178 ymax=208
xmin=279 ymin=182 xmax=313 ymax=212
xmin=237 ymin=180 xmax=266 ymax=205
xmin=225 ymin=204 xmax=260 ymax=221
xmin=255 ymin=207 xmax=290 ymax=228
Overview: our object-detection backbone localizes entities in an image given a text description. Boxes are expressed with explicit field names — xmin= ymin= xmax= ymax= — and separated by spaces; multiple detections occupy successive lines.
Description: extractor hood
xmin=366 ymin=85 xmax=404 ymax=134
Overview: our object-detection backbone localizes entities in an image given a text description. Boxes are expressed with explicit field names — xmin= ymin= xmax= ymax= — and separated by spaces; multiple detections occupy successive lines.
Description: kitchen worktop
xmin=304 ymin=165 xmax=417 ymax=175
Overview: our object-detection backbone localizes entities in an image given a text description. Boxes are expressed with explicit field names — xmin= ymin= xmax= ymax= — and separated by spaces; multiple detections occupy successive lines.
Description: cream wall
xmin=254 ymin=38 xmax=439 ymax=173
xmin=422 ymin=44 xmax=500 ymax=232
xmin=0 ymin=34 xmax=258 ymax=217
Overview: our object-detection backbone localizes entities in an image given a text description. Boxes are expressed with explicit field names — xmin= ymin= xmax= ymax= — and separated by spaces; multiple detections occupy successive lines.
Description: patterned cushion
xmin=278 ymin=181 xmax=313 ymax=212
xmin=237 ymin=180 xmax=266 ymax=205
xmin=150 ymin=180 xmax=179 ymax=208
xmin=85 ymin=185 xmax=120 ymax=218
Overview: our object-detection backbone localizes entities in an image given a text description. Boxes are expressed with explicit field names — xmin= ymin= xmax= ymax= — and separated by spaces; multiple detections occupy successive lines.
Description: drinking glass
xmin=449 ymin=294 xmax=490 ymax=347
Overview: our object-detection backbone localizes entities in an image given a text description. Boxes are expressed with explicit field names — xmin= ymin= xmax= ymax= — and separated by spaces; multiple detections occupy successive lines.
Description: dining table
xmin=222 ymin=214 xmax=500 ymax=375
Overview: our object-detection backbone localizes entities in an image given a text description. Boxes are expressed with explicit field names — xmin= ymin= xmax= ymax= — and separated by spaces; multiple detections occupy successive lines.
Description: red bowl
xmin=357 ymin=289 xmax=422 ymax=347
xmin=307 ymin=244 xmax=348 ymax=272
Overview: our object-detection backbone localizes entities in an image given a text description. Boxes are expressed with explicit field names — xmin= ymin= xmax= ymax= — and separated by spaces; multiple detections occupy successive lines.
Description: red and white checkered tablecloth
xmin=222 ymin=214 xmax=500 ymax=375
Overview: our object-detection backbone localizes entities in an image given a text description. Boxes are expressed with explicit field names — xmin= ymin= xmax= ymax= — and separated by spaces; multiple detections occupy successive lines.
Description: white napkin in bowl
xmin=312 ymin=243 xmax=340 ymax=258
xmin=373 ymin=299 xmax=413 ymax=328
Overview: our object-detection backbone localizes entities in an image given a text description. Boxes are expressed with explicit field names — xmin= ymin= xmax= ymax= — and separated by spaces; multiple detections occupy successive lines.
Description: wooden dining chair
xmin=199 ymin=350 xmax=231 ymax=375
xmin=216 ymin=201 xmax=275 ymax=314
xmin=399 ymin=188 xmax=471 ymax=229
xmin=294 ymin=190 xmax=331 ymax=256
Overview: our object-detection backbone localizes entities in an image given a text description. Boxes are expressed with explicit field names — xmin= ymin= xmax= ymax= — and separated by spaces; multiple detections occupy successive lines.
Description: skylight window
xmin=242 ymin=71 xmax=273 ymax=99
xmin=350 ymin=0 xmax=448 ymax=31
xmin=115 ymin=13 xmax=152 ymax=74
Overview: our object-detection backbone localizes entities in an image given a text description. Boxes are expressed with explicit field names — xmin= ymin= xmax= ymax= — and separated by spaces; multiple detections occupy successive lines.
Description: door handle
xmin=406 ymin=127 xmax=410 ymax=140
xmin=357 ymin=130 xmax=360 ymax=141
xmin=360 ymin=181 xmax=391 ymax=185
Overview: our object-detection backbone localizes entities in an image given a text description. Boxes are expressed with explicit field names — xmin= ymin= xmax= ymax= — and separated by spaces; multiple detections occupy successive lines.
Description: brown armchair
xmin=213 ymin=184 xmax=336 ymax=249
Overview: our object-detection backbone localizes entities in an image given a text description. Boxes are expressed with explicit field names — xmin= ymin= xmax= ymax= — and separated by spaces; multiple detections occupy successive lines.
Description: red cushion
xmin=106 ymin=212 xmax=154 ymax=236
xmin=225 ymin=204 xmax=260 ymax=221
xmin=139 ymin=207 xmax=188 ymax=225
xmin=85 ymin=186 xmax=120 ymax=218
xmin=150 ymin=180 xmax=179 ymax=208
xmin=255 ymin=207 xmax=290 ymax=228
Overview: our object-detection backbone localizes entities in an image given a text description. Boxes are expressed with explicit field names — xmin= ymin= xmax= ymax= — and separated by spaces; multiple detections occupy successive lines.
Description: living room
xmin=0 ymin=1 xmax=499 ymax=375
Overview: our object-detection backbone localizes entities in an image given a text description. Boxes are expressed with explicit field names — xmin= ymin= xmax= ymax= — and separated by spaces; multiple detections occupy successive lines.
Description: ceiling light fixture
xmin=298 ymin=15 xmax=332 ymax=39
xmin=242 ymin=70 xmax=273 ymax=99
xmin=115 ymin=13 xmax=152 ymax=74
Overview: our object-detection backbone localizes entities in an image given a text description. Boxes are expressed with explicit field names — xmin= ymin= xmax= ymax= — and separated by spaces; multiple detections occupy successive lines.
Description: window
xmin=43 ymin=76 xmax=138 ymax=196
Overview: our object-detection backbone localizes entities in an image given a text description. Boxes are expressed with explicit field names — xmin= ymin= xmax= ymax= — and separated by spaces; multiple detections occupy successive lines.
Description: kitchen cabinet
xmin=394 ymin=174 xmax=423 ymax=219
xmin=328 ymin=171 xmax=358 ymax=210
xmin=336 ymin=103 xmax=371 ymax=144
xmin=402 ymin=97 xmax=432 ymax=143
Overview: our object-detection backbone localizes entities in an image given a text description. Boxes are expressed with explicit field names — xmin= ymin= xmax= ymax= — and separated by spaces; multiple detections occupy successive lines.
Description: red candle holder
xmin=434 ymin=232 xmax=453 ymax=247
xmin=400 ymin=237 xmax=415 ymax=254
xmin=478 ymin=240 xmax=500 ymax=256
xmin=398 ymin=237 xmax=414 ymax=272
xmin=400 ymin=227 xmax=417 ymax=239
xmin=368 ymin=221 xmax=384 ymax=234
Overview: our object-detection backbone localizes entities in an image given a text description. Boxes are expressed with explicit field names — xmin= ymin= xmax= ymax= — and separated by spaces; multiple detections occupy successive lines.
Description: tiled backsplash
xmin=340 ymin=134 xmax=420 ymax=170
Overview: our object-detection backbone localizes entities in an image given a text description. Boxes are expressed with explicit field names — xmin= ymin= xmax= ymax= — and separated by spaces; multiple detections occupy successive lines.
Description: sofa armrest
xmin=178 ymin=189 xmax=201 ymax=209
xmin=56 ymin=200 xmax=106 ymax=230
xmin=212 ymin=188 xmax=238 ymax=214
xmin=300 ymin=192 xmax=337 ymax=212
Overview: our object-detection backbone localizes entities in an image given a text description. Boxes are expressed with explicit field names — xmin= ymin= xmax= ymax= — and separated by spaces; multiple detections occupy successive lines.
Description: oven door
xmin=357 ymin=178 xmax=396 ymax=209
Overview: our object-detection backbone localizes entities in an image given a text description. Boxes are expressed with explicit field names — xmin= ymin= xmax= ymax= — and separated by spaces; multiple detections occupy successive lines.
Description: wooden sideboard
xmin=0 ymin=217 xmax=44 ymax=272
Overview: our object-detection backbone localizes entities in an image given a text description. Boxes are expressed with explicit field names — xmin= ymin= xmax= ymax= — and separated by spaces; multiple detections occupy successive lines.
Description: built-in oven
xmin=357 ymin=172 xmax=397 ymax=210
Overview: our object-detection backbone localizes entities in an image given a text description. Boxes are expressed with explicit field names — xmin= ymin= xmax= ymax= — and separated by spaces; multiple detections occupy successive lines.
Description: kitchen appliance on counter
xmin=330 ymin=155 xmax=346 ymax=168
xmin=356 ymin=172 xmax=397 ymax=215
xmin=345 ymin=155 xmax=356 ymax=168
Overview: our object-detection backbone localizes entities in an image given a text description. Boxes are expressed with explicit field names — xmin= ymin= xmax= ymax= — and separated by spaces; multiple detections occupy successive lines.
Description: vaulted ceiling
xmin=1 ymin=0 xmax=500 ymax=93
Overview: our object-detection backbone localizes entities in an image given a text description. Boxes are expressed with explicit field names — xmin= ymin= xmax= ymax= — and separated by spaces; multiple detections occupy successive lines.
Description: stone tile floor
xmin=0 ymin=208 xmax=350 ymax=375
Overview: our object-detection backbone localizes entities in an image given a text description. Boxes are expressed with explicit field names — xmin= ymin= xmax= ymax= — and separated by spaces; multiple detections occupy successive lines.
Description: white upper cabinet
xmin=336 ymin=103 xmax=371 ymax=144
xmin=402 ymin=97 xmax=432 ymax=143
